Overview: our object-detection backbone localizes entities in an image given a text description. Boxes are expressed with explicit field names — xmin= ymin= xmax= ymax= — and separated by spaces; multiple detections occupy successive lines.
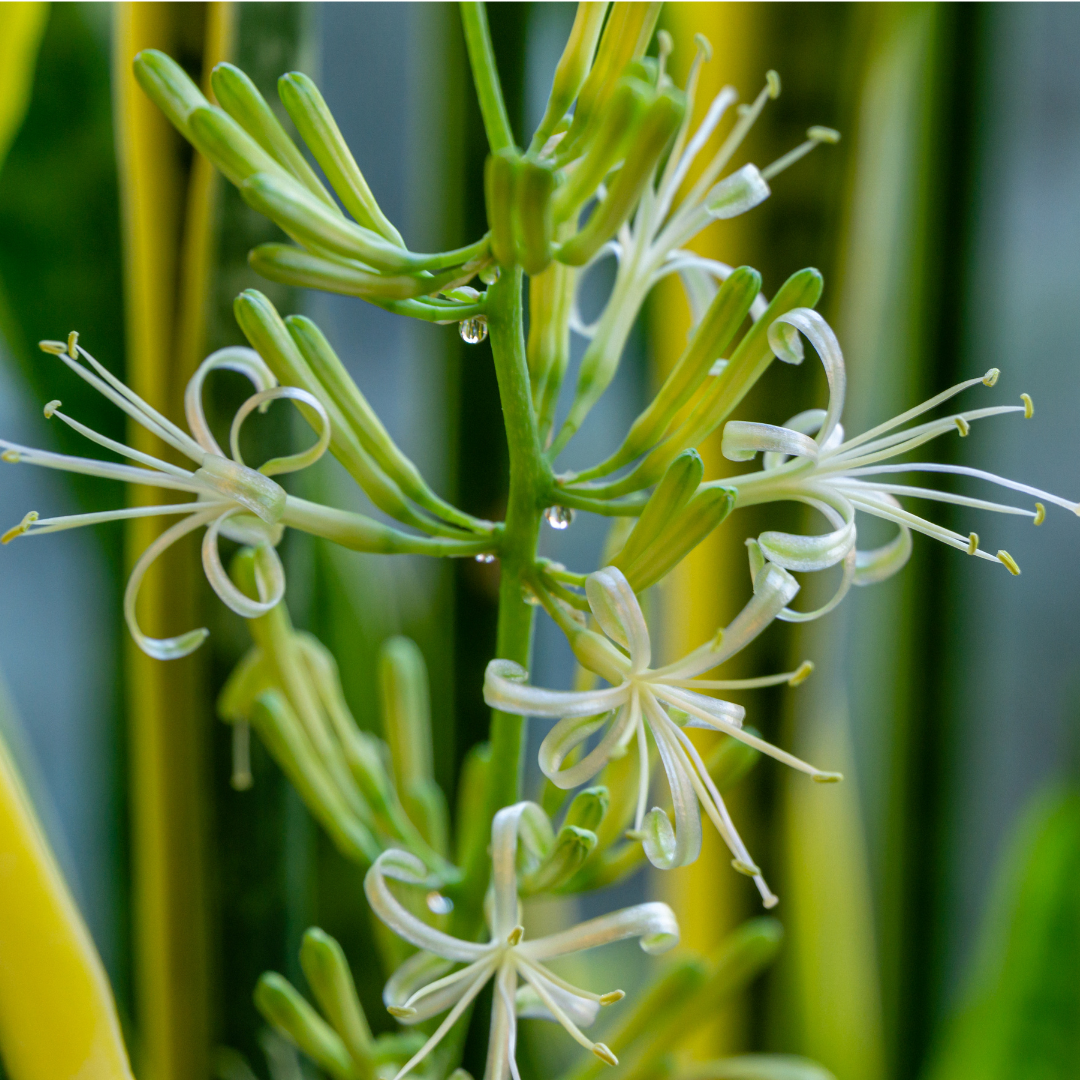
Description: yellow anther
xmin=788 ymin=660 xmax=814 ymax=687
xmin=808 ymin=125 xmax=841 ymax=144
xmin=954 ymin=416 xmax=970 ymax=437
xmin=506 ymin=925 xmax=524 ymax=947
xmin=38 ymin=339 xmax=67 ymax=355
xmin=811 ymin=771 xmax=843 ymax=784
xmin=43 ymin=400 xmax=61 ymax=419
xmin=1034 ymin=502 xmax=1046 ymax=526
xmin=592 ymin=1043 xmax=618 ymax=1067
xmin=1021 ymin=393 xmax=1033 ymax=418
xmin=967 ymin=532 xmax=979 ymax=555
xmin=1 ymin=511 xmax=38 ymax=545
xmin=982 ymin=367 xmax=1000 ymax=386
xmin=694 ymin=33 xmax=713 ymax=63
xmin=387 ymin=1005 xmax=416 ymax=1019
xmin=67 ymin=330 xmax=79 ymax=358
xmin=997 ymin=550 xmax=1021 ymax=575
xmin=766 ymin=70 xmax=781 ymax=98
xmin=731 ymin=858 xmax=761 ymax=877
xmin=599 ymin=990 xmax=625 ymax=1006
xmin=1 ymin=449 xmax=21 ymax=464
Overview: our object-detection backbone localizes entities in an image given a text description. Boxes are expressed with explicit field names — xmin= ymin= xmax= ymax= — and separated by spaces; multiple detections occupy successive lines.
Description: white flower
xmin=1 ymin=334 xmax=330 ymax=658
xmin=720 ymin=308 xmax=1079 ymax=620
xmin=551 ymin=47 xmax=837 ymax=455
xmin=485 ymin=566 xmax=838 ymax=908
xmin=364 ymin=802 xmax=678 ymax=1080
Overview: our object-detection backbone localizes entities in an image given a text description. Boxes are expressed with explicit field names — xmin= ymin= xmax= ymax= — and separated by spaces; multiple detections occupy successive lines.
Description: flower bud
xmin=563 ymin=786 xmax=609 ymax=833
xmin=241 ymin=173 xmax=420 ymax=273
xmin=485 ymin=149 xmax=520 ymax=267
xmin=211 ymin=62 xmax=335 ymax=206
xmin=187 ymin=104 xmax=284 ymax=189
xmin=557 ymin=87 xmax=686 ymax=267
xmin=299 ymin=928 xmax=375 ymax=1074
xmin=132 ymin=49 xmax=207 ymax=140
xmin=520 ymin=824 xmax=597 ymax=894
xmin=515 ymin=160 xmax=557 ymax=275
xmin=278 ymin=71 xmax=403 ymax=246
xmin=613 ymin=449 xmax=704 ymax=571
xmin=254 ymin=972 xmax=356 ymax=1080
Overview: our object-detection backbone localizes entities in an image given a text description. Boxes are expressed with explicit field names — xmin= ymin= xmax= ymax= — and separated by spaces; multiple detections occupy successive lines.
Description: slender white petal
xmin=518 ymin=901 xmax=679 ymax=961
xmin=484 ymin=659 xmax=628 ymax=719
xmin=491 ymin=803 xmax=545 ymax=940
xmin=513 ymin=977 xmax=601 ymax=1027
xmin=383 ymin=949 xmax=455 ymax=1012
xmin=538 ymin=698 xmax=635 ymax=790
xmin=585 ymin=567 xmax=650 ymax=668
xmin=124 ymin=508 xmax=219 ymax=660
xmin=364 ymin=850 xmax=488 ymax=962
xmin=185 ymin=346 xmax=277 ymax=457
xmin=484 ymin=963 xmax=520 ymax=1080
xmin=393 ymin=957 xmax=497 ymax=1023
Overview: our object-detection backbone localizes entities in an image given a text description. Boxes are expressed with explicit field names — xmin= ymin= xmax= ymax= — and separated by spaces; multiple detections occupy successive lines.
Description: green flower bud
xmin=520 ymin=824 xmax=597 ymax=894
xmin=278 ymin=71 xmax=403 ymax=246
xmin=254 ymin=972 xmax=357 ymax=1080
xmin=299 ymin=929 xmax=374 ymax=1076
xmin=132 ymin=49 xmax=207 ymax=140
xmin=515 ymin=160 xmax=557 ymax=275
xmin=557 ymin=87 xmax=686 ymax=267
xmin=187 ymin=104 xmax=285 ymax=188
xmin=211 ymin=62 xmax=337 ymax=208
xmin=563 ymin=786 xmax=609 ymax=833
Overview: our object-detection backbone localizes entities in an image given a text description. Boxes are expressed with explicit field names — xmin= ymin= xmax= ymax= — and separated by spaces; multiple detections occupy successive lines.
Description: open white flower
xmin=720 ymin=308 xmax=1079 ymax=621
xmin=485 ymin=566 xmax=839 ymax=907
xmin=550 ymin=42 xmax=838 ymax=456
xmin=365 ymin=802 xmax=678 ymax=1080
xmin=1 ymin=334 xmax=330 ymax=659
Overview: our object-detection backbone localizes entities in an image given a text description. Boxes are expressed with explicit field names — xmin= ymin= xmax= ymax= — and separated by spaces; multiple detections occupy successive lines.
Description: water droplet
xmin=522 ymin=586 xmax=541 ymax=606
xmin=459 ymin=316 xmax=488 ymax=344
xmin=480 ymin=265 xmax=500 ymax=284
xmin=544 ymin=505 xmax=575 ymax=530
xmin=426 ymin=891 xmax=454 ymax=915
xmin=475 ymin=552 xmax=496 ymax=564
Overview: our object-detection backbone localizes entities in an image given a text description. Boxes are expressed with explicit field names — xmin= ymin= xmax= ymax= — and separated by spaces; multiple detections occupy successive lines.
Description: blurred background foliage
xmin=1 ymin=3 xmax=1080 ymax=1080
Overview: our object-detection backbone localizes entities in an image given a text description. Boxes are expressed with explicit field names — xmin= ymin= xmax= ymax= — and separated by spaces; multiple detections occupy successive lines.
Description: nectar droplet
xmin=544 ymin=505 xmax=575 ymax=530
xmin=426 ymin=891 xmax=454 ymax=915
xmin=459 ymin=316 xmax=488 ymax=344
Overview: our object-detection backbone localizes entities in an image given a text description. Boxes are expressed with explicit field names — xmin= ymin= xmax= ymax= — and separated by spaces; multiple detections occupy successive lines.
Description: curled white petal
xmin=757 ymin=517 xmax=856 ymax=573
xmin=722 ymin=421 xmax=819 ymax=464
xmin=124 ymin=508 xmax=218 ymax=660
xmin=492 ymin=803 xmax=549 ymax=941
xmin=641 ymin=698 xmax=702 ymax=870
xmin=538 ymin=696 xmax=637 ymax=790
xmin=184 ymin=346 xmax=277 ymax=457
xmin=230 ymin=385 xmax=332 ymax=476
xmin=364 ymin=850 xmax=488 ymax=962
xmin=202 ymin=511 xmax=285 ymax=619
xmin=484 ymin=659 xmax=628 ymax=719
xmin=585 ymin=566 xmax=650 ymax=669
xmin=519 ymin=900 xmax=679 ymax=961
xmin=767 ymin=308 xmax=846 ymax=447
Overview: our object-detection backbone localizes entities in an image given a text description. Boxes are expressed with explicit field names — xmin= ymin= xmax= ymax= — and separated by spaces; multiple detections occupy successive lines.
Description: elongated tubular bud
xmin=612 ymin=449 xmax=703 ymax=571
xmin=603 ymin=269 xmax=823 ymax=499
xmin=558 ymin=2 xmax=663 ymax=162
xmin=249 ymin=244 xmax=469 ymax=302
xmin=379 ymin=638 xmax=451 ymax=858
xmin=211 ymin=62 xmax=338 ymax=208
xmin=254 ymin=972 xmax=357 ymax=1080
xmin=278 ymin=71 xmax=403 ymax=246
xmin=595 ymin=269 xmax=761 ymax=479
xmin=234 ymin=291 xmax=455 ymax=536
xmin=485 ymin=150 xmax=519 ymax=267
xmin=556 ymin=87 xmax=686 ymax=267
xmin=452 ymin=742 xmax=492 ymax=896
xmin=520 ymin=825 xmax=598 ymax=894
xmin=132 ymin=49 xmax=208 ymax=140
xmin=529 ymin=246 xmax=577 ymax=443
xmin=242 ymin=174 xmax=424 ymax=272
xmin=551 ymin=77 xmax=648 ymax=221
xmin=300 ymin=928 xmax=375 ymax=1076
xmin=187 ymin=105 xmax=292 ymax=189
xmin=251 ymin=691 xmax=381 ymax=865
xmin=285 ymin=315 xmax=481 ymax=533
xmin=515 ymin=160 xmax=557 ymax=275
xmin=621 ymin=486 xmax=736 ymax=592
xmin=564 ymin=786 xmax=609 ymax=833
xmin=531 ymin=1 xmax=610 ymax=151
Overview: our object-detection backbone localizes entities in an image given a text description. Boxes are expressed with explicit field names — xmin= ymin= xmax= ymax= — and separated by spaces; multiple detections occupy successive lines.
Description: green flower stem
xmin=460 ymin=2 xmax=515 ymax=154
xmin=452 ymin=266 xmax=553 ymax=936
